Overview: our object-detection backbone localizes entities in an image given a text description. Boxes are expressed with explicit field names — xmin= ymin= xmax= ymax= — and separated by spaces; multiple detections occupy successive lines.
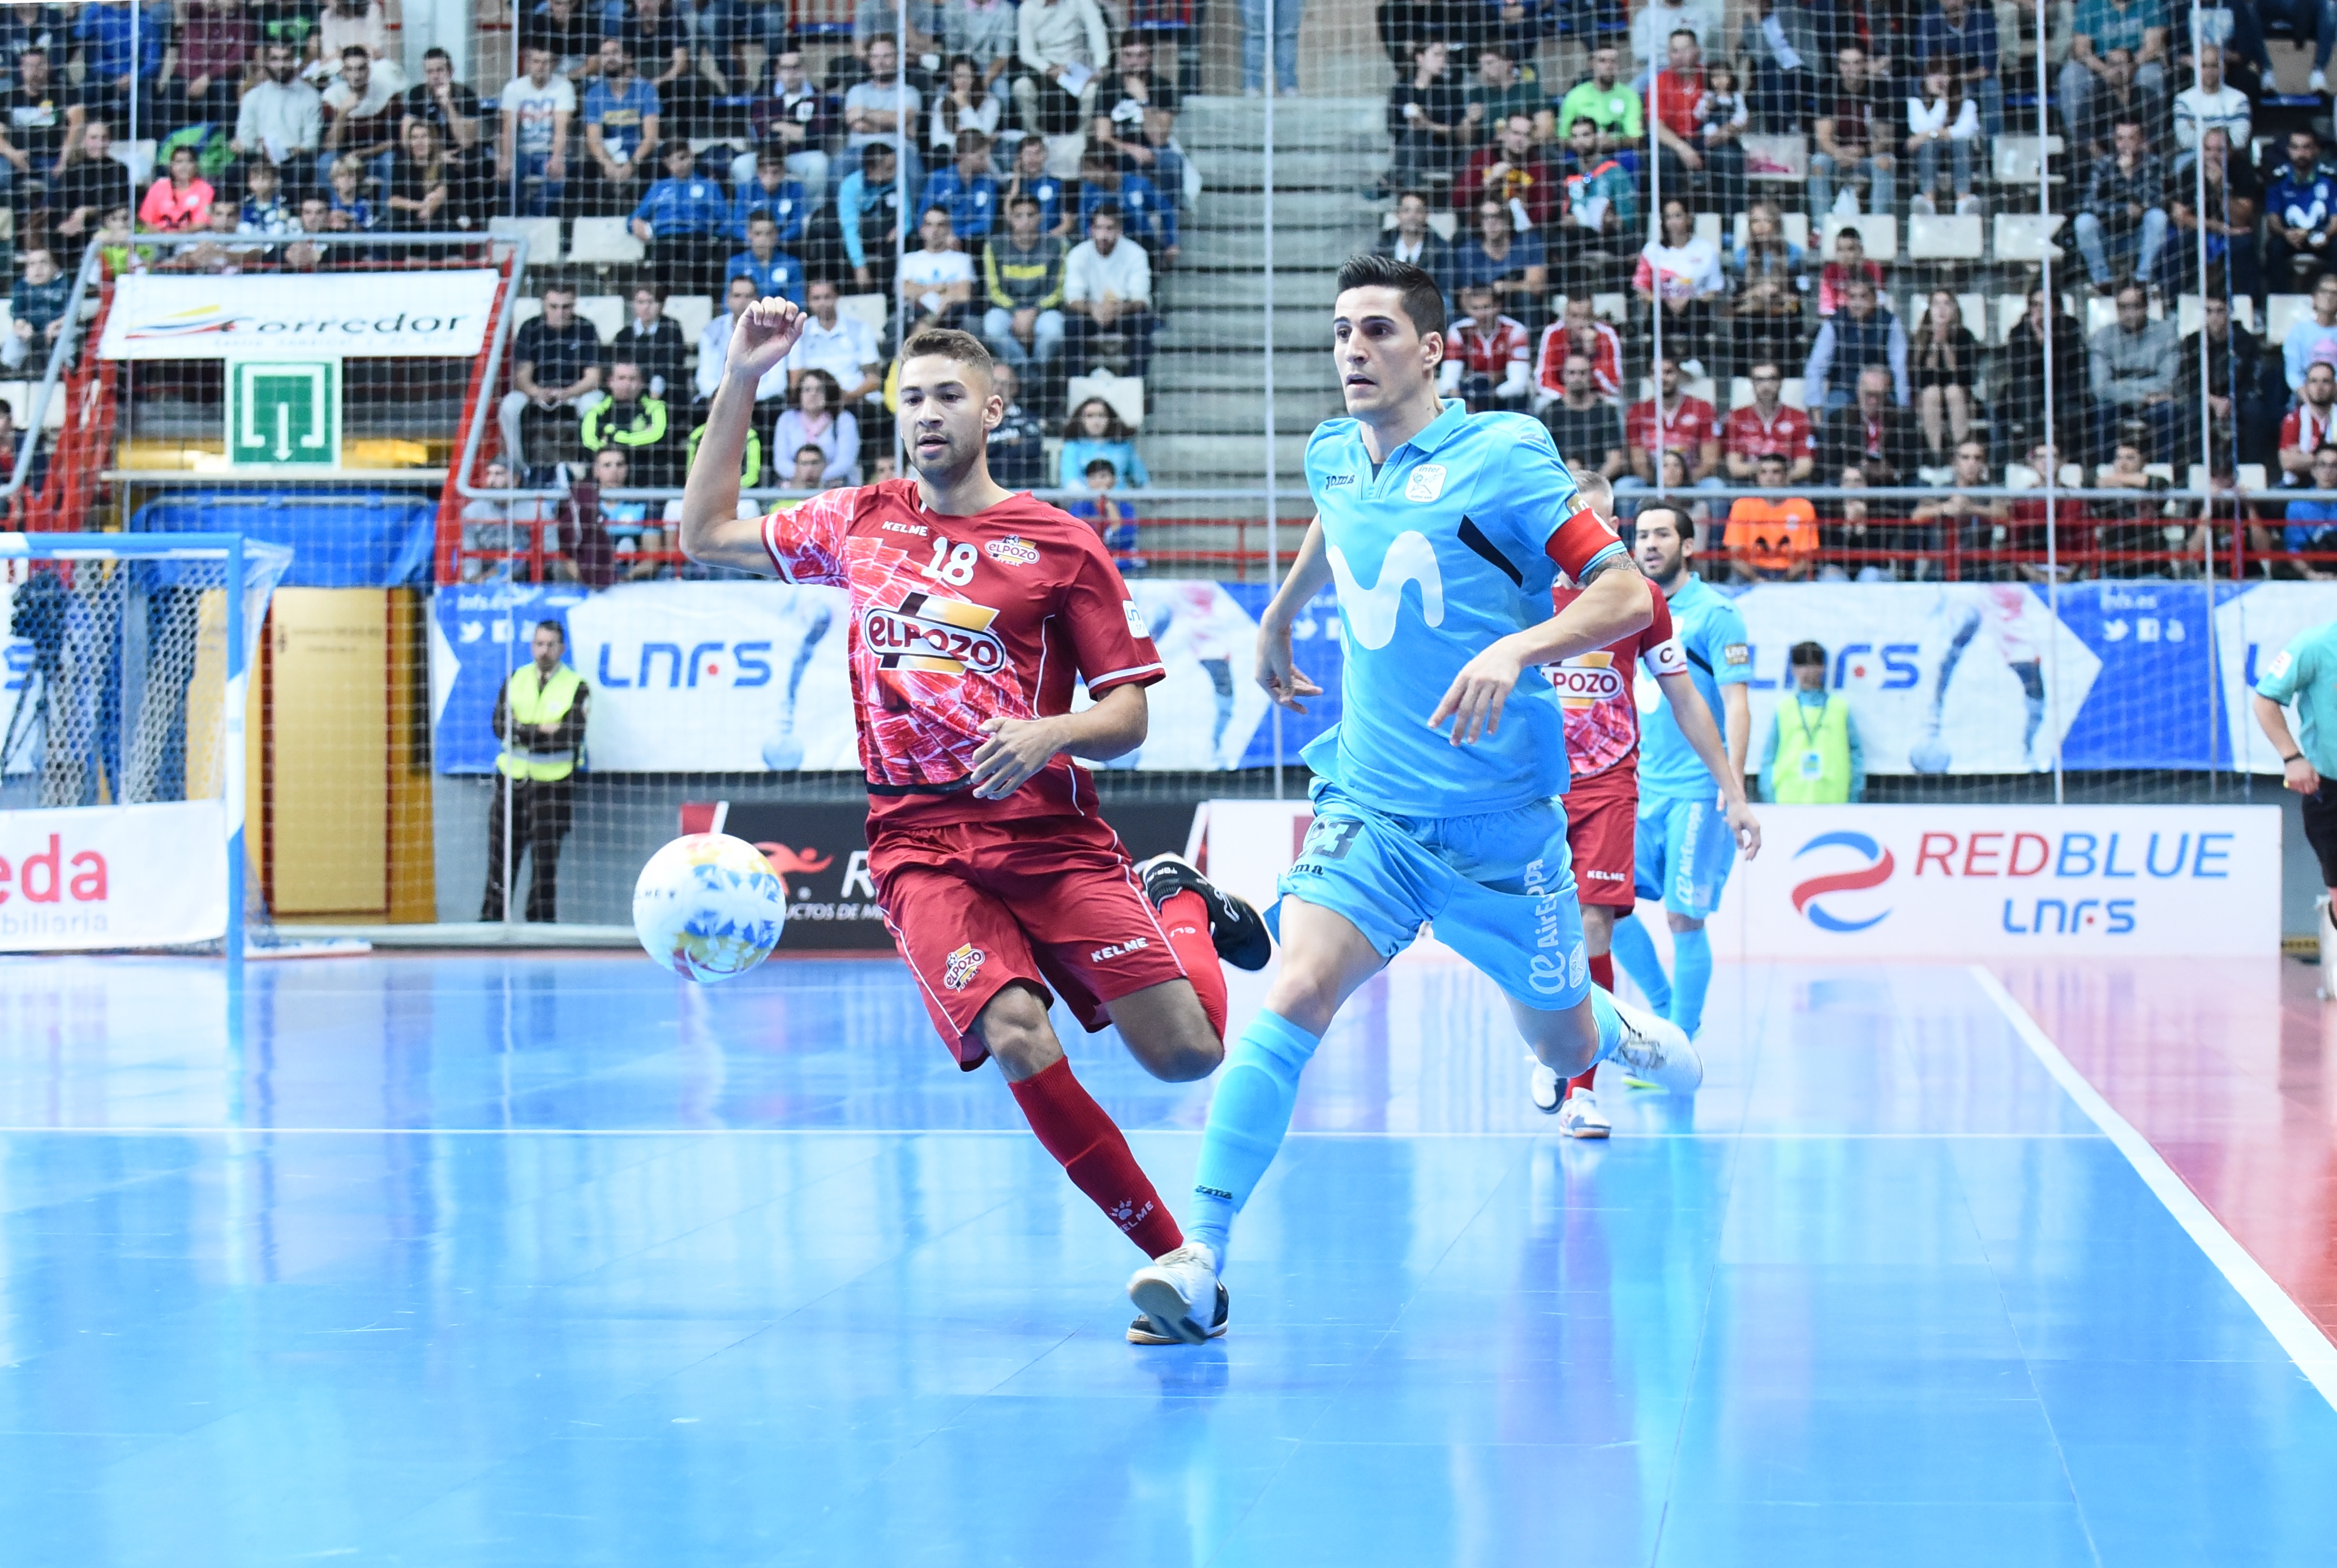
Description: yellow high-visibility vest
xmin=1771 ymin=693 xmax=1852 ymax=804
xmin=497 ymin=663 xmax=583 ymax=781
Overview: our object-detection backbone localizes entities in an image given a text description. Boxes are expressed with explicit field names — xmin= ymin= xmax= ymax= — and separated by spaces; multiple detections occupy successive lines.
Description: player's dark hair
xmin=1335 ymin=253 xmax=1447 ymax=340
xmin=1789 ymin=640 xmax=1827 ymax=667
xmin=901 ymin=327 xmax=995 ymax=383
xmin=1636 ymin=504 xmax=1695 ymax=544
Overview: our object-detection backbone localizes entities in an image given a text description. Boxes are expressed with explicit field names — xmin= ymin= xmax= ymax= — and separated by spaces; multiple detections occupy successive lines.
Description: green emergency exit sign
xmin=225 ymin=358 xmax=340 ymax=469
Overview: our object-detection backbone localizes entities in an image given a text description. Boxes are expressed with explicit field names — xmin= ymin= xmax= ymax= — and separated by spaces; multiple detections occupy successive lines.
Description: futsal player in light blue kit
xmin=1124 ymin=255 xmax=1702 ymax=1344
xmin=1606 ymin=508 xmax=1757 ymax=1041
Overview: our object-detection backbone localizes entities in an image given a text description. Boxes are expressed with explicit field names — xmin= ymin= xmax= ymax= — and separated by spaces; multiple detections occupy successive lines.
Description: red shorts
xmin=869 ymin=811 xmax=1190 ymax=1068
xmin=1567 ymin=765 xmax=1639 ymax=910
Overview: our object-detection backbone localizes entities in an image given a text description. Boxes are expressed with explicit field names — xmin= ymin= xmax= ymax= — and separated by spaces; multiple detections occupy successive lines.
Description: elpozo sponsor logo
xmin=985 ymin=535 xmax=1039 ymax=566
xmin=863 ymin=591 xmax=1005 ymax=676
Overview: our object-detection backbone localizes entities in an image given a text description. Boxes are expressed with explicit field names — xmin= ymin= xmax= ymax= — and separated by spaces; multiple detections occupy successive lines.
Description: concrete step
xmin=1198 ymin=190 xmax=1372 ymax=227
xmin=1161 ymin=304 xmax=1335 ymax=347
xmin=1194 ymin=149 xmax=1389 ymax=188
xmin=1168 ymin=269 xmax=1338 ymax=307
xmin=1142 ymin=389 xmax=1344 ymax=431
xmin=1151 ymin=351 xmax=1339 ymax=392
xmin=1175 ymin=227 xmax=1377 ymax=269
xmin=1144 ymin=432 xmax=1317 ymax=479
xmin=1177 ymin=96 xmax=1385 ymax=148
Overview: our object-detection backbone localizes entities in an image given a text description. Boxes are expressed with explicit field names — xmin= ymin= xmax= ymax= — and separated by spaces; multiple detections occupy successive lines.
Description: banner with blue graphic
xmin=1709 ymin=804 xmax=2279 ymax=957
xmin=427 ymin=578 xmax=2337 ymax=776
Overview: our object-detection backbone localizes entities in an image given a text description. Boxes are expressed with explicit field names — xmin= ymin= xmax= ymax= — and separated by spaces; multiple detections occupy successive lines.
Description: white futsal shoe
xmin=1556 ymin=1086 xmax=1613 ymax=1137
xmin=1605 ymin=994 xmax=1704 ymax=1095
xmin=1529 ymin=1060 xmax=1563 ymax=1112
xmin=1127 ymin=1243 xmax=1228 ymax=1344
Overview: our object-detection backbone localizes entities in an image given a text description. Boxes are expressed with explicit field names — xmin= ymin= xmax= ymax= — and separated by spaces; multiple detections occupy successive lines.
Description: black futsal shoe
xmin=1138 ymin=853 xmax=1273 ymax=972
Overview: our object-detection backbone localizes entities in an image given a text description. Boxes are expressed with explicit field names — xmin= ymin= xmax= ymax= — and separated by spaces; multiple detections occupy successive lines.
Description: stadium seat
xmin=838 ymin=293 xmax=888 ymax=335
xmin=1593 ymin=291 xmax=1627 ymax=322
xmin=664 ymin=294 xmax=716 ymax=343
xmin=1645 ymin=212 xmax=1725 ymax=249
xmin=567 ymin=217 xmax=646 ymax=266
xmin=2083 ymin=293 xmax=2167 ymax=334
xmin=1066 ymin=371 xmax=1146 ymax=430
xmin=2005 ymin=462 xmax=2042 ymax=488
xmin=2267 ymin=293 xmax=2313 ymax=345
xmin=0 ymin=380 xmax=65 ymax=430
xmin=489 ymin=216 xmax=562 ymax=265
xmin=1640 ymin=372 xmax=1717 ymax=405
xmin=1741 ymin=132 xmax=1807 ymax=182
xmin=1959 ymin=292 xmax=1988 ymax=341
xmin=1906 ymin=214 xmax=1984 ymax=261
xmin=574 ymin=294 xmax=627 ymax=343
xmin=1993 ymin=292 xmax=2031 ymax=341
xmin=1381 ymin=208 xmax=1460 ymax=241
xmin=1992 ymin=134 xmax=2065 ymax=184
xmin=1727 ymin=375 xmax=1807 ymax=410
xmin=1730 ymin=211 xmax=1809 ymax=250
xmin=1992 ymin=213 xmax=2065 ymax=261
xmin=2176 ymin=293 xmax=2255 ymax=333
xmin=2187 ymin=462 xmax=2272 ymax=493
xmin=1821 ymin=213 xmax=1897 ymax=261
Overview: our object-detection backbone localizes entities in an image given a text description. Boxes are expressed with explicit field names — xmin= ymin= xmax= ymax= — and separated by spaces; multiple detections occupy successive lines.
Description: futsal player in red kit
xmin=1530 ymin=477 xmax=1758 ymax=1132
xmin=680 ymin=300 xmax=1268 ymax=1342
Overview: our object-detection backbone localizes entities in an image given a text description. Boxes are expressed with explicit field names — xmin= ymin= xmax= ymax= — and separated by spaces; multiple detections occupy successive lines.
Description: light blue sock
xmin=1588 ymin=985 xmax=1624 ymax=1063
xmin=1671 ymin=925 xmax=1713 ymax=1037
xmin=1188 ymin=1007 xmax=1322 ymax=1266
xmin=1607 ymin=914 xmax=1672 ymax=1016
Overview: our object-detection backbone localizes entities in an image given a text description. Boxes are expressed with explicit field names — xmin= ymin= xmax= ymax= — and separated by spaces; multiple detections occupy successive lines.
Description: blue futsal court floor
xmin=1 ymin=951 xmax=2333 ymax=1566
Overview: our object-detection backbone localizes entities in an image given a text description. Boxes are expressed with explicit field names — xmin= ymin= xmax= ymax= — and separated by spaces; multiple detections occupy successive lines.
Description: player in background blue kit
xmin=1123 ymin=255 xmax=1702 ymax=1345
xmin=1608 ymin=509 xmax=1760 ymax=1041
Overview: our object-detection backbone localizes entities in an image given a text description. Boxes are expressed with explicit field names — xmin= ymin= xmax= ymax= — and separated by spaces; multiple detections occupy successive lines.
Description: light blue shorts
xmin=1270 ymin=779 xmax=1590 ymax=1012
xmin=1634 ymin=792 xmax=1739 ymax=920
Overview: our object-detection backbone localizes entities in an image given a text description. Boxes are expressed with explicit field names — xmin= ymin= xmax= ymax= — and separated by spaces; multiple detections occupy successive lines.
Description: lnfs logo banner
xmin=1718 ymin=805 xmax=2279 ymax=958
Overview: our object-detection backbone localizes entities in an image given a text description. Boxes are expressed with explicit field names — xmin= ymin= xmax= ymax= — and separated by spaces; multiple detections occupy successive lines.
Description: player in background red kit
xmin=680 ymin=301 xmax=1270 ymax=1343
xmin=1534 ymin=480 xmax=1760 ymax=1133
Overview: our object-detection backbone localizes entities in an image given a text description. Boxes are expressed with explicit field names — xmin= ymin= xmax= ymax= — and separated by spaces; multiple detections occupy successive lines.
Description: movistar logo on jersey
xmin=1327 ymin=532 xmax=1444 ymax=650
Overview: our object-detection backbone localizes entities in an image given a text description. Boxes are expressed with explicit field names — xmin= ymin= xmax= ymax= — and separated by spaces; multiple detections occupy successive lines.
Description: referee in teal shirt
xmin=2254 ymin=620 xmax=2337 ymax=914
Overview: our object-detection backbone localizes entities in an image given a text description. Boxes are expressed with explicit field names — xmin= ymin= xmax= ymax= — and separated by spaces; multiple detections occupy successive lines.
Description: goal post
xmin=0 ymin=531 xmax=290 ymax=968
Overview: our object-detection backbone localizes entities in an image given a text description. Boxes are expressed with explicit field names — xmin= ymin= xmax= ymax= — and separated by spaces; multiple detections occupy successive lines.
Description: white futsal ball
xmin=632 ymin=833 xmax=789 ymax=982
xmin=1909 ymin=733 xmax=1953 ymax=775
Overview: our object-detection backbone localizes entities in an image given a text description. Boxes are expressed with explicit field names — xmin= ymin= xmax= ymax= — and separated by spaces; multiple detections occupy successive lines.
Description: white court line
xmin=0 ymin=1125 xmax=2105 ymax=1140
xmin=1972 ymin=964 xmax=2337 ymax=1412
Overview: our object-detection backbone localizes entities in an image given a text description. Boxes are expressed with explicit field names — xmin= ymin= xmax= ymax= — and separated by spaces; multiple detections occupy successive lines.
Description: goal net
xmin=0 ymin=534 xmax=289 ymax=956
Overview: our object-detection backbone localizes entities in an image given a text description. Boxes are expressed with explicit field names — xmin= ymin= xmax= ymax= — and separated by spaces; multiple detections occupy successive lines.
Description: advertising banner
xmin=0 ymin=801 xmax=225 ymax=951
xmin=427 ymin=578 xmax=2337 ymax=778
xmin=707 ymin=799 xmax=1199 ymax=950
xmin=427 ymin=579 xmax=1341 ymax=776
xmin=1709 ymin=804 xmax=2280 ymax=957
xmin=99 ymin=271 xmax=503 ymax=359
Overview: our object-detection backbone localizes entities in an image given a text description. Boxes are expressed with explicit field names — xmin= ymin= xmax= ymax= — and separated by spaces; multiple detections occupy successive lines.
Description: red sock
xmin=1009 ymin=1058 xmax=1185 ymax=1257
xmin=1573 ymin=951 xmax=1615 ymax=1098
xmin=1159 ymin=888 xmax=1228 ymax=1041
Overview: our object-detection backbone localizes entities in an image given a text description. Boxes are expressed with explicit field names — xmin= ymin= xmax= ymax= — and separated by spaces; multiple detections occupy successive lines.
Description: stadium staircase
xmin=1152 ymin=96 xmax=1386 ymax=527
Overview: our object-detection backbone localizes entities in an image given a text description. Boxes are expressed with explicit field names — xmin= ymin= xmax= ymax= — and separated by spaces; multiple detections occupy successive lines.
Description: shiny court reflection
xmin=0 ymin=952 xmax=2329 ymax=1566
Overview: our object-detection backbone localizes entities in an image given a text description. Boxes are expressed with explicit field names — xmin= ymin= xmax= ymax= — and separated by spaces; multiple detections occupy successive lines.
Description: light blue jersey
xmin=1639 ymin=574 xmax=1750 ymax=801
xmin=1300 ymin=399 xmax=1623 ymax=817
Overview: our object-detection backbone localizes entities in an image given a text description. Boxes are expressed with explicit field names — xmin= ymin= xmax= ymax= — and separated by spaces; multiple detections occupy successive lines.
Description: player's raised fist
xmin=730 ymin=297 xmax=807 ymax=379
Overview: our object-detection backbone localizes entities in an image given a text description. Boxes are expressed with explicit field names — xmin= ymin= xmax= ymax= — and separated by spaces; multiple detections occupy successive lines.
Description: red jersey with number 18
xmin=761 ymin=478 xmax=1165 ymax=826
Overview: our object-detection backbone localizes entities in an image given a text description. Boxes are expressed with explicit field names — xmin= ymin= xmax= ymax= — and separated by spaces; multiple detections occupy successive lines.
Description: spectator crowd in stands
xmin=1368 ymin=0 xmax=2337 ymax=581
xmin=0 ymin=0 xmax=1198 ymax=577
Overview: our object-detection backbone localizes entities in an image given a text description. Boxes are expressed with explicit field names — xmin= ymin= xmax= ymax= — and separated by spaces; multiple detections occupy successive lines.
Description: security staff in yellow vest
xmin=1757 ymin=641 xmax=1865 ymax=804
xmin=482 ymin=620 xmax=590 ymax=923
xmin=578 ymin=359 xmax=679 ymax=486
